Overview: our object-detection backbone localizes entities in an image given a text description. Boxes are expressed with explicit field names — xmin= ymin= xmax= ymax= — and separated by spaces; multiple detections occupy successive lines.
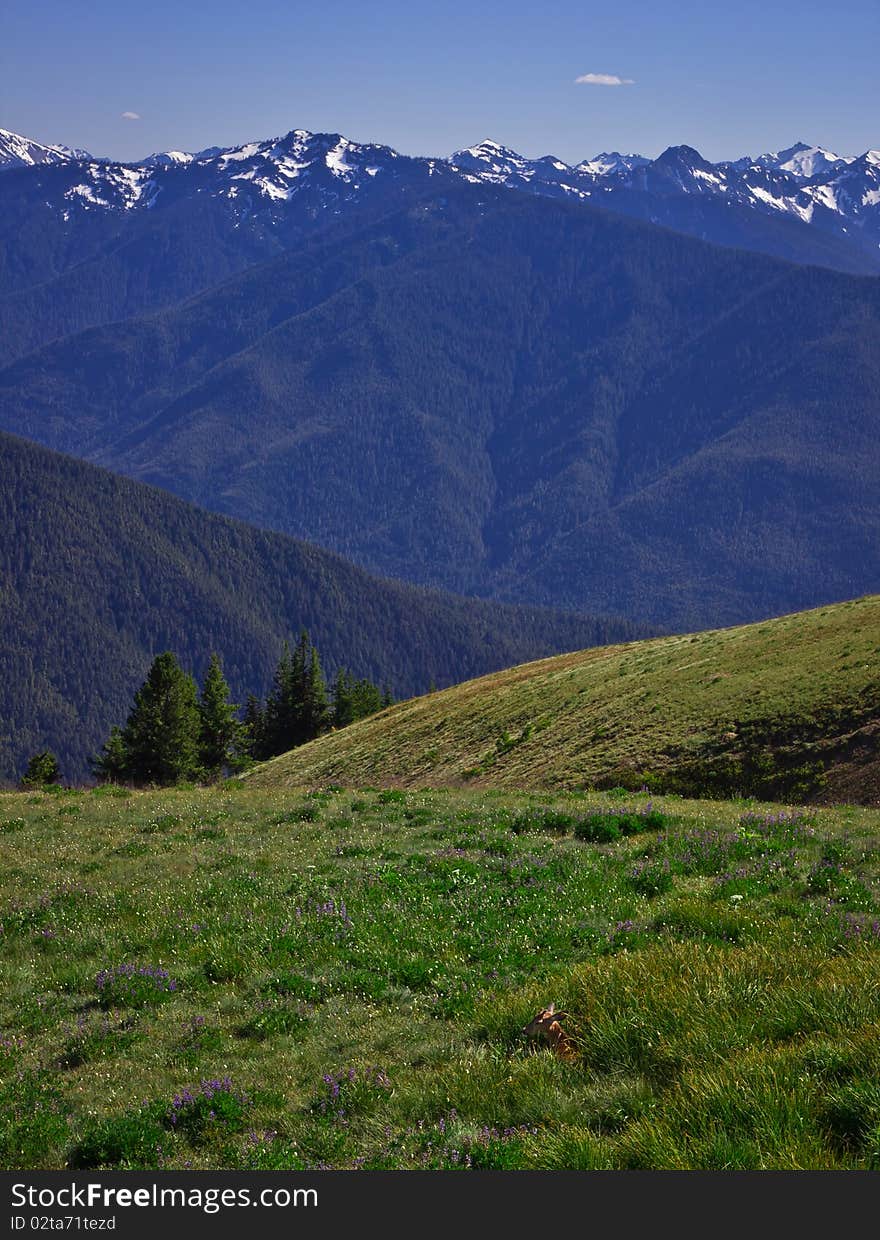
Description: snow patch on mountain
xmin=577 ymin=152 xmax=650 ymax=176
xmin=4 ymin=123 xmax=878 ymax=265
xmin=142 ymin=150 xmax=196 ymax=167
xmin=0 ymin=127 xmax=94 ymax=171
xmin=767 ymin=142 xmax=853 ymax=180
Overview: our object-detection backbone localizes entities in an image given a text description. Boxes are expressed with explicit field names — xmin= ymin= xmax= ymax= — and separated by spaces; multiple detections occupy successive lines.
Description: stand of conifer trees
xmin=93 ymin=632 xmax=391 ymax=786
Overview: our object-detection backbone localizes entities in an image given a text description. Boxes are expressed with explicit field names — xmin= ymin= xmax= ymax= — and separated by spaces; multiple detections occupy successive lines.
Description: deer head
xmin=522 ymin=1004 xmax=578 ymax=1060
xmin=522 ymin=1004 xmax=570 ymax=1038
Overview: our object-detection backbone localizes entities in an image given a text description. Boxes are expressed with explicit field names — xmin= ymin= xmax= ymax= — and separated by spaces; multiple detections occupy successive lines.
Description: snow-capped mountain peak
xmin=0 ymin=127 xmax=93 ymax=171
xmin=457 ymin=138 xmax=519 ymax=159
xmin=3 ymin=123 xmax=878 ymax=271
xmin=141 ymin=150 xmax=197 ymax=167
xmin=576 ymin=151 xmax=649 ymax=176
xmin=764 ymin=141 xmax=854 ymax=180
xmin=450 ymin=140 xmax=537 ymax=177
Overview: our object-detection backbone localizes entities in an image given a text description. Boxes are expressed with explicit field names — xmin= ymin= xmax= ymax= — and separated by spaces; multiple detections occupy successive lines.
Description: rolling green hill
xmin=247 ymin=594 xmax=880 ymax=803
xmin=0 ymin=430 xmax=646 ymax=783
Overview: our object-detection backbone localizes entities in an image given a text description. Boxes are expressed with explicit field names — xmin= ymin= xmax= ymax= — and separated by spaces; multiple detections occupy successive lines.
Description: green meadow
xmin=2 ymin=783 xmax=879 ymax=1170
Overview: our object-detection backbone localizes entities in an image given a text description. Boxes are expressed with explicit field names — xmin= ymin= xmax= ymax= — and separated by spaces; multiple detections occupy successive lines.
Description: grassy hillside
xmin=0 ymin=430 xmax=645 ymax=783
xmin=1 ymin=784 xmax=879 ymax=1170
xmin=248 ymin=595 xmax=880 ymax=804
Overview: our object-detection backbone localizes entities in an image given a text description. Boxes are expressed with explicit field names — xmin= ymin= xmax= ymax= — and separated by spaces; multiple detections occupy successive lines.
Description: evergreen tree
xmin=198 ymin=653 xmax=241 ymax=778
xmin=93 ymin=727 xmax=128 ymax=784
xmin=263 ymin=641 xmax=296 ymax=757
xmin=331 ymin=668 xmax=356 ymax=729
xmin=241 ymin=693 xmax=267 ymax=763
xmin=331 ymin=668 xmax=388 ymax=729
xmin=118 ymin=652 xmax=201 ymax=785
xmin=286 ymin=632 xmax=311 ymax=748
xmin=353 ymin=677 xmax=384 ymax=719
xmin=261 ymin=633 xmax=330 ymax=757
xmin=20 ymin=750 xmax=61 ymax=789
xmin=302 ymin=641 xmax=329 ymax=742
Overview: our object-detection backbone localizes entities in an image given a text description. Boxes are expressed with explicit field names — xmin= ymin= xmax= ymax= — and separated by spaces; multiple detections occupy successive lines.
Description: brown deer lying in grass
xmin=522 ymin=1004 xmax=578 ymax=1060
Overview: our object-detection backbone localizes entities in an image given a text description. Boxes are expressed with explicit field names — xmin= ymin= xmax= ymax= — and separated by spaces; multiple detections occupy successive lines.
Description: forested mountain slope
xmin=2 ymin=188 xmax=878 ymax=629
xmin=0 ymin=430 xmax=643 ymax=781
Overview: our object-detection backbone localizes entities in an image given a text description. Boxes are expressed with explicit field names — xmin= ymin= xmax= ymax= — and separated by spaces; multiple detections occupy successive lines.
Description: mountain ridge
xmin=0 ymin=427 xmax=646 ymax=782
xmin=1 ymin=123 xmax=878 ymax=278
xmin=2 ymin=184 xmax=878 ymax=632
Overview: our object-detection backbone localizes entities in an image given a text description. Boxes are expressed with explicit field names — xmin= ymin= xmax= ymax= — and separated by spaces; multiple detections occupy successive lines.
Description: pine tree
xmin=302 ymin=642 xmax=329 ymax=742
xmin=241 ymin=693 xmax=266 ymax=762
xmin=118 ymin=652 xmax=201 ymax=786
xmin=353 ymin=676 xmax=384 ymax=720
xmin=93 ymin=726 xmax=128 ymax=783
xmin=198 ymin=653 xmax=241 ymax=779
xmin=331 ymin=667 xmax=388 ymax=730
xmin=286 ymin=632 xmax=310 ymax=748
xmin=20 ymin=750 xmax=61 ymax=789
xmin=261 ymin=633 xmax=330 ymax=757
xmin=263 ymin=641 xmax=296 ymax=757
xmin=331 ymin=668 xmax=356 ymax=729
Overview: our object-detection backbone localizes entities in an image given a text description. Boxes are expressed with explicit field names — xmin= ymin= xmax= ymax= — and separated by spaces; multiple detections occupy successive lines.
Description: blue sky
xmin=3 ymin=0 xmax=878 ymax=163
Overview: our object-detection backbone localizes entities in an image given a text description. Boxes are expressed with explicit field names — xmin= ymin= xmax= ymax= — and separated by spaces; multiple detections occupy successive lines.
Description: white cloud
xmin=121 ymin=111 xmax=141 ymax=121
xmin=574 ymin=73 xmax=634 ymax=87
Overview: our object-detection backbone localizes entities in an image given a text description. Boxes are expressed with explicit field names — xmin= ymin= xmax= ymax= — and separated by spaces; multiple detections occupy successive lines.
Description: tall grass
xmin=0 ymin=784 xmax=878 ymax=1169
